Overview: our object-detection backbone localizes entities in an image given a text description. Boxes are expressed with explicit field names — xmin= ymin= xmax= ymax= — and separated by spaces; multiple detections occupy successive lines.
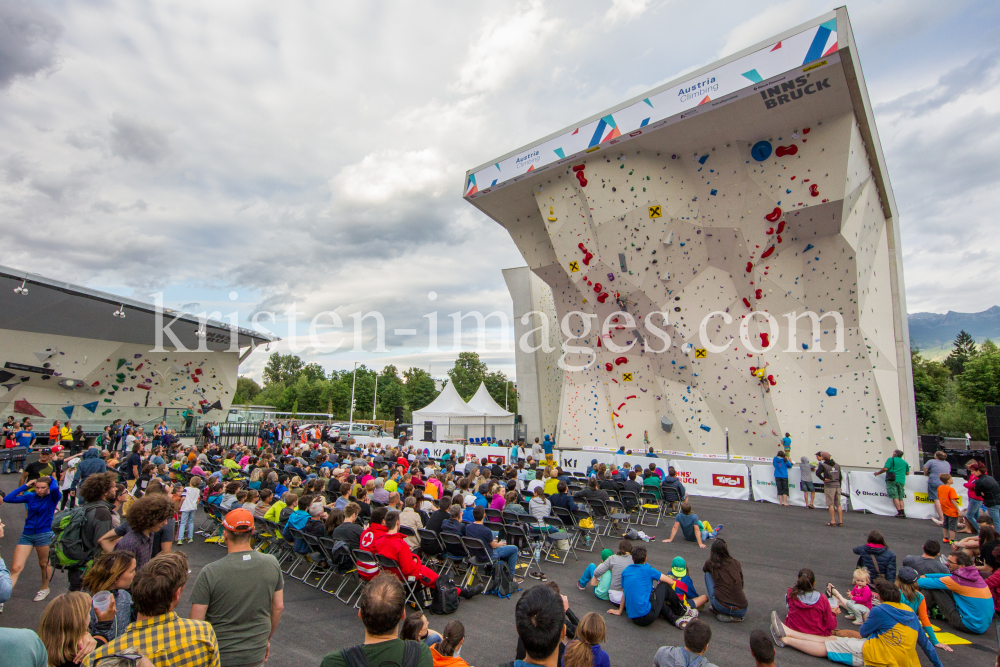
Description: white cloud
xmin=330 ymin=149 xmax=456 ymax=205
xmin=716 ymin=0 xmax=815 ymax=59
xmin=604 ymin=0 xmax=654 ymax=25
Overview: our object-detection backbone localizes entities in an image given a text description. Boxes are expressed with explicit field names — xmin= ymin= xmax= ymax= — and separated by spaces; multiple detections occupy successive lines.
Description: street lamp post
xmin=372 ymin=374 xmax=378 ymax=421
xmin=349 ymin=361 xmax=359 ymax=436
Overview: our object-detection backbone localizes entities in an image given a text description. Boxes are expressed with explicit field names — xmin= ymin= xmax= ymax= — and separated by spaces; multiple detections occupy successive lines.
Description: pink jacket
xmin=965 ymin=476 xmax=984 ymax=501
xmin=850 ymin=584 xmax=873 ymax=609
xmin=784 ymin=588 xmax=837 ymax=636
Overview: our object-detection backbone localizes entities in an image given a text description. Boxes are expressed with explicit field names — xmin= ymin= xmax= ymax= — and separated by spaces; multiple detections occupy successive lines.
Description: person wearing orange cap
xmin=190 ymin=508 xmax=284 ymax=667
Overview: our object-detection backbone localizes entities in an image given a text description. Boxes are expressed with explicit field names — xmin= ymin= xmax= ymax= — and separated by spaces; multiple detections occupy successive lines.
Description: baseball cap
xmin=671 ymin=556 xmax=688 ymax=578
xmin=222 ymin=508 xmax=254 ymax=532
xmin=591 ymin=459 xmax=598 ymax=465
xmin=897 ymin=566 xmax=919 ymax=584
xmin=600 ymin=548 xmax=613 ymax=561
xmin=41 ymin=447 xmax=52 ymax=455
xmin=463 ymin=495 xmax=475 ymax=507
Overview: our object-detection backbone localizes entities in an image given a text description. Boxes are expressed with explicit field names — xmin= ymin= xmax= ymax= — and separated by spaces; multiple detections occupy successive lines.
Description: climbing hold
xmin=826 ymin=387 xmax=837 ymax=396
xmin=597 ymin=293 xmax=609 ymax=303
xmin=755 ymin=289 xmax=762 ymax=299
xmin=765 ymin=227 xmax=774 ymax=235
xmin=547 ymin=206 xmax=557 ymax=222
xmin=572 ymin=164 xmax=585 ymax=172
xmin=614 ymin=357 xmax=628 ymax=366
xmin=802 ymin=127 xmax=810 ymax=134
xmin=745 ymin=262 xmax=753 ymax=273
xmin=767 ymin=375 xmax=776 ymax=386
xmin=760 ymin=246 xmax=775 ymax=259
xmin=776 ymin=220 xmax=785 ymax=234
xmin=700 ymin=424 xmax=711 ymax=432
xmin=765 ymin=207 xmax=782 ymax=222
xmin=775 ymin=145 xmax=798 ymax=157
xmin=593 ymin=283 xmax=602 ymax=293
xmin=760 ymin=332 xmax=770 ymax=347
xmin=578 ymin=243 xmax=586 ymax=250
xmin=776 ymin=235 xmax=782 ymax=243
xmin=809 ymin=184 xmax=819 ymax=197
xmin=605 ymin=363 xmax=613 ymax=372
xmin=742 ymin=297 xmax=752 ymax=308
xmin=749 ymin=366 xmax=757 ymax=374
xmin=583 ymin=253 xmax=594 ymax=265
xmin=751 ymin=141 xmax=772 ymax=161
xmin=607 ymin=272 xmax=615 ymax=282
xmin=803 ymin=243 xmax=814 ymax=252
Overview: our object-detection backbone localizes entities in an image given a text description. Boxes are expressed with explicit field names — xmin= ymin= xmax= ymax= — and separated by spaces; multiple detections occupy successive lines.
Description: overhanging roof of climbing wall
xmin=0 ymin=263 xmax=277 ymax=351
xmin=463 ymin=8 xmax=897 ymax=229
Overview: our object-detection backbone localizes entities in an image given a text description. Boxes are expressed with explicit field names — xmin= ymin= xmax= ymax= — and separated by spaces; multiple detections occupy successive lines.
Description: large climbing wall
xmin=484 ymin=10 xmax=914 ymax=467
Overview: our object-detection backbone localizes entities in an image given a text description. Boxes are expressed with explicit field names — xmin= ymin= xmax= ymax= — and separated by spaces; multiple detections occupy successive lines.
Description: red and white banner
xmin=846 ymin=471 xmax=969 ymax=519
xmin=465 ymin=444 xmax=508 ymax=464
xmin=750 ymin=465 xmax=847 ymax=509
xmin=667 ymin=459 xmax=751 ymax=501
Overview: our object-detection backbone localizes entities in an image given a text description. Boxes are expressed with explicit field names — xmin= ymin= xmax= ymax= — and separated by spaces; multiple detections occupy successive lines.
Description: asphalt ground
xmin=0 ymin=490 xmax=995 ymax=667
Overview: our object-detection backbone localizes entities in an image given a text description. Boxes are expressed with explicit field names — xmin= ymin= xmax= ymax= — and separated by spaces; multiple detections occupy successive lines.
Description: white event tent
xmin=413 ymin=381 xmax=515 ymax=441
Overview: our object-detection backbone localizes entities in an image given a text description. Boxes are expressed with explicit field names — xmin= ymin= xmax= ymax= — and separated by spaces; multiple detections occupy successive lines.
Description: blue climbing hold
xmin=804 ymin=244 xmax=814 ymax=252
xmin=698 ymin=155 xmax=709 ymax=164
xmin=82 ymin=401 xmax=99 ymax=413
xmin=826 ymin=387 xmax=837 ymax=397
xmin=815 ymin=425 xmax=822 ymax=429
xmin=802 ymin=343 xmax=809 ymax=350
xmin=751 ymin=141 xmax=772 ymax=161
xmin=710 ymin=189 xmax=717 ymax=196
xmin=700 ymin=424 xmax=711 ymax=432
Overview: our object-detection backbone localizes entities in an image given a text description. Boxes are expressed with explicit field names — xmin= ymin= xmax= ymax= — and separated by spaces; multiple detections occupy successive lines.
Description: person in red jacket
xmin=778 ymin=569 xmax=837 ymax=637
xmin=372 ymin=510 xmax=483 ymax=598
xmin=357 ymin=507 xmax=389 ymax=580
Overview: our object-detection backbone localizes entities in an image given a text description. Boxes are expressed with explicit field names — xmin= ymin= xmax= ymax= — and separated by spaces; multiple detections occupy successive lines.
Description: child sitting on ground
xmin=827 ymin=568 xmax=873 ymax=625
xmin=662 ymin=502 xmax=722 ymax=549
xmin=653 ymin=620 xmax=719 ymax=667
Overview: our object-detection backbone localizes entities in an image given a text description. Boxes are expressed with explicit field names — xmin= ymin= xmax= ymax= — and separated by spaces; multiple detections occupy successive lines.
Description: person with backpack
xmin=60 ymin=472 xmax=118 ymax=592
xmin=874 ymin=449 xmax=910 ymax=518
xmin=320 ymin=573 xmax=433 ymax=667
xmin=4 ymin=475 xmax=61 ymax=602
xmin=814 ymin=452 xmax=843 ymax=527
xmin=852 ymin=530 xmax=897 ymax=584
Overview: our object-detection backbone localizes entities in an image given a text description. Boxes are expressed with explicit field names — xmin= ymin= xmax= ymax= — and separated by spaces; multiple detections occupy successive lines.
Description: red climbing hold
xmin=776 ymin=235 xmax=782 ymax=243
xmin=767 ymin=374 xmax=777 ymax=386
xmin=809 ymin=184 xmax=819 ymax=197
xmin=749 ymin=366 xmax=757 ymax=374
xmin=625 ymin=395 xmax=636 ymax=400
xmin=597 ymin=293 xmax=609 ymax=303
xmin=802 ymin=127 xmax=810 ymax=134
xmin=755 ymin=289 xmax=762 ymax=299
xmin=776 ymin=220 xmax=785 ymax=234
xmin=743 ymin=297 xmax=751 ymax=308
xmin=760 ymin=332 xmax=770 ymax=347
xmin=626 ymin=433 xmax=632 ymax=439
xmin=765 ymin=227 xmax=773 ymax=235
xmin=578 ymin=177 xmax=588 ymax=187
xmin=618 ymin=402 xmax=626 ymax=410
xmin=775 ymin=145 xmax=798 ymax=157
xmin=745 ymin=262 xmax=753 ymax=273
xmin=760 ymin=246 xmax=775 ymax=259
xmin=605 ymin=363 xmax=613 ymax=372
xmin=614 ymin=357 xmax=628 ymax=366
xmin=765 ymin=207 xmax=782 ymax=222
xmin=583 ymin=253 xmax=593 ymax=265
xmin=593 ymin=283 xmax=602 ymax=292
xmin=572 ymin=164 xmax=586 ymax=172
xmin=578 ymin=243 xmax=586 ymax=250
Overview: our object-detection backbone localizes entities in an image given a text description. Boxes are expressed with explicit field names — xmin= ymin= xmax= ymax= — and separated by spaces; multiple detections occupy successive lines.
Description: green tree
xmin=981 ymin=338 xmax=999 ymax=355
xmin=299 ymin=363 xmax=327 ymax=383
xmin=403 ymin=368 xmax=438 ymax=411
xmin=375 ymin=365 xmax=406 ymax=419
xmin=262 ymin=353 xmax=304 ymax=386
xmin=911 ymin=348 xmax=948 ymax=431
xmin=484 ymin=370 xmax=517 ymax=414
xmin=944 ymin=330 xmax=978 ymax=376
xmin=447 ymin=351 xmax=489 ymax=400
xmin=957 ymin=347 xmax=1000 ymax=407
xmin=232 ymin=376 xmax=262 ymax=405
xmin=254 ymin=381 xmax=286 ymax=407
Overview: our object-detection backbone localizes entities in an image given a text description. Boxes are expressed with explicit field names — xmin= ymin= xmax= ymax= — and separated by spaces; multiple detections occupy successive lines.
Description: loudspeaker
xmin=424 ymin=420 xmax=434 ymax=442
xmin=987 ymin=405 xmax=1000 ymax=449
xmin=515 ymin=414 xmax=521 ymax=424
xmin=394 ymin=406 xmax=403 ymax=424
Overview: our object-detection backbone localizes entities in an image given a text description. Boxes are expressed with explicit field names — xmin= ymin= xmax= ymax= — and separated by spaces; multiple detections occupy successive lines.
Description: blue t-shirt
xmin=782 ymin=436 xmax=791 ymax=449
xmin=14 ymin=430 xmax=34 ymax=447
xmin=464 ymin=522 xmax=495 ymax=560
xmin=676 ymin=513 xmax=701 ymax=542
xmin=620 ymin=563 xmax=662 ymax=618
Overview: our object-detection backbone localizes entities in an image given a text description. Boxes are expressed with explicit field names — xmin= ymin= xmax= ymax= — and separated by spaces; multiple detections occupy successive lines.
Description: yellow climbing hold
xmin=547 ymin=205 xmax=557 ymax=222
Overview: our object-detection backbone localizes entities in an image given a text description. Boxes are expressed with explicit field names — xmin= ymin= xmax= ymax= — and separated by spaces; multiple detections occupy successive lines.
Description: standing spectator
xmin=814 ymin=452 xmax=843 ymax=527
xmin=65 ymin=473 xmax=118 ymax=592
xmin=84 ymin=552 xmax=221 ymax=667
xmin=781 ymin=432 xmax=792 ymax=456
xmin=936 ymin=474 xmax=960 ymax=544
xmin=82 ymin=551 xmax=137 ymax=645
xmin=49 ymin=420 xmax=62 ymax=448
xmin=4 ymin=475 xmax=60 ymax=601
xmin=610 ymin=546 xmax=693 ymax=627
xmin=320 ymin=574 xmax=432 ymax=667
xmin=98 ymin=494 xmax=175 ymax=570
xmin=177 ymin=477 xmax=203 ymax=545
xmin=513 ymin=584 xmax=564 ymax=667
xmin=874 ymin=449 xmax=910 ymax=518
xmin=798 ymin=456 xmax=816 ymax=509
xmin=21 ymin=447 xmax=56 ymax=485
xmin=72 ymin=448 xmax=107 ymax=489
xmin=973 ymin=467 xmax=1000 ymax=530
xmin=852 ymin=530 xmax=896 ymax=583
xmin=964 ymin=462 xmax=987 ymax=534
xmin=702 ymin=540 xmax=748 ymax=622
xmin=190 ymin=509 xmax=284 ymax=667
xmin=772 ymin=451 xmax=792 ymax=506
xmin=6 ymin=423 xmax=36 ymax=473
xmin=37 ymin=591 xmax=97 ymax=667
xmin=124 ymin=443 xmax=143 ymax=490
xmin=924 ymin=451 xmax=951 ymax=526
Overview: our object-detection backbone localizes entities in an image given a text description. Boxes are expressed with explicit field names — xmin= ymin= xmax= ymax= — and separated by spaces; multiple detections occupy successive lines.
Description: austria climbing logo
xmin=712 ymin=474 xmax=745 ymax=488
xmin=515 ymin=150 xmax=540 ymax=171
xmin=678 ymin=76 xmax=717 ymax=104
xmin=759 ymin=75 xmax=831 ymax=109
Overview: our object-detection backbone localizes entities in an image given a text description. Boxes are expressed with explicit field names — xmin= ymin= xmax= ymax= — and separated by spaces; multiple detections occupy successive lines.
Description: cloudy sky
xmin=2 ymin=0 xmax=998 ymax=381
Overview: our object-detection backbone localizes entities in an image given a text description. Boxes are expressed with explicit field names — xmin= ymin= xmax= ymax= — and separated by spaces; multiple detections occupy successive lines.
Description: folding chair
xmin=284 ymin=527 xmax=313 ymax=581
xmin=350 ymin=550 xmax=380 ymax=608
xmin=417 ymin=528 xmax=445 ymax=566
xmin=501 ymin=523 xmax=540 ymax=581
xmin=460 ymin=536 xmax=496 ymax=591
xmin=541 ymin=516 xmax=575 ymax=565
xmin=438 ymin=532 xmax=470 ymax=580
xmin=551 ymin=506 xmax=581 ymax=549
xmin=263 ymin=519 xmax=295 ymax=567
xmin=571 ymin=508 xmax=601 ymax=552
xmin=618 ymin=491 xmax=641 ymax=523
xmin=316 ymin=536 xmax=352 ymax=594
xmin=604 ymin=500 xmax=630 ymax=537
xmin=587 ymin=499 xmax=612 ymax=538
xmin=375 ymin=554 xmax=423 ymax=608
xmin=639 ymin=492 xmax=662 ymax=527
xmin=661 ymin=486 xmax=682 ymax=518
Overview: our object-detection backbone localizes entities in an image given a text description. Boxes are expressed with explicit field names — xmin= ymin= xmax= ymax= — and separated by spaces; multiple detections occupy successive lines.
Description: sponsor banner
xmin=750 ymin=465 xmax=847 ymax=509
xmin=465 ymin=444 xmax=509 ymax=465
xmin=667 ymin=459 xmax=751 ymax=501
xmin=562 ymin=449 xmax=617 ymax=474
xmin=418 ymin=442 xmax=466 ymax=459
xmin=352 ymin=436 xmax=400 ymax=448
xmin=846 ymin=472 xmax=969 ymax=519
xmin=465 ymin=20 xmax=841 ymax=197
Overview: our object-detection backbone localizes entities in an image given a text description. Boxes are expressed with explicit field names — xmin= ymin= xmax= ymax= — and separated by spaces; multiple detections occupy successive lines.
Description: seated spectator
xmin=902 ymin=540 xmax=950 ymax=576
xmin=429 ymin=620 xmax=468 ymax=667
xmin=917 ymin=550 xmax=992 ymax=634
xmin=563 ymin=612 xmax=609 ymax=667
xmin=549 ymin=482 xmax=578 ymax=513
xmin=611 ymin=546 xmax=693 ymax=627
xmin=668 ymin=557 xmax=709 ymax=610
xmin=702 ymin=540 xmax=748 ymax=622
xmin=623 ymin=471 xmax=643 ymax=498
xmin=853 ymin=530 xmax=896 ymax=583
xmin=489 ymin=484 xmax=507 ymax=516
xmin=504 ymin=491 xmax=528 ymax=515
xmin=355 ymin=487 xmax=372 ymax=519
xmin=778 ymin=568 xmax=836 ymax=637
xmin=219 ymin=481 xmax=241 ymax=510
xmin=38 ymin=591 xmax=98 ymax=667
xmin=334 ymin=482 xmax=352 ymax=511
xmin=827 ymin=568 xmax=873 ymax=625
xmin=399 ymin=497 xmax=425 ymax=551
xmin=461 ymin=495 xmax=476 ymax=523
xmin=254 ymin=488 xmax=274 ymax=518
xmin=578 ymin=540 xmax=632 ymax=605
xmin=441 ymin=505 xmax=466 ymax=540
xmin=513 ymin=585 xmax=566 ymax=667
xmin=82 ymin=551 xmax=137 ymax=645
xmin=84 ymin=552 xmax=220 ymax=667
xmin=400 ymin=609 xmax=442 ymax=647
xmin=749 ymin=629 xmax=776 ymax=667
xmin=771 ymin=579 xmax=943 ymax=667
xmin=573 ymin=479 xmax=609 ymax=503
xmin=465 ymin=506 xmax=521 ymax=582
xmin=425 ymin=496 xmax=452 ymax=534
xmin=662 ymin=502 xmax=721 ymax=549
xmin=661 ymin=467 xmax=686 ymax=503
xmin=896 ymin=566 xmax=953 ymax=654
xmin=320 ymin=574 xmax=433 ymax=667
xmin=529 ymin=486 xmax=552 ymax=526
xmin=653 ymin=620 xmax=717 ymax=667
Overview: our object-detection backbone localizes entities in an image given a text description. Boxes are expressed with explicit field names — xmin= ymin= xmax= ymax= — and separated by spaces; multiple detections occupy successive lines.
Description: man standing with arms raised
xmin=190 ymin=508 xmax=284 ymax=667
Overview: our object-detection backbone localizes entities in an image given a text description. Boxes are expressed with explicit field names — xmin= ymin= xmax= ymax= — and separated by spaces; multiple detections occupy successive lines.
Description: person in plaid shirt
xmin=85 ymin=551 xmax=220 ymax=667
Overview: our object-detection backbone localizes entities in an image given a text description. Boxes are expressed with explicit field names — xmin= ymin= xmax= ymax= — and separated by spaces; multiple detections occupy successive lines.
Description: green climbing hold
xmin=102 ymin=409 xmax=112 ymax=416
xmin=116 ymin=359 xmax=127 ymax=369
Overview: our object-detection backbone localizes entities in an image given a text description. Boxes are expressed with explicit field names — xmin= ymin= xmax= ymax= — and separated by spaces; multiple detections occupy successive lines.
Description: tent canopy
xmin=466 ymin=382 xmax=512 ymax=417
xmin=412 ymin=381 xmax=483 ymax=419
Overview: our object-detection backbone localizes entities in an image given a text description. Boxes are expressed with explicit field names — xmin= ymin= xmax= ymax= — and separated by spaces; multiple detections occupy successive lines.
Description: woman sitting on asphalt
xmin=702 ymin=539 xmax=748 ymax=622
xmin=781 ymin=568 xmax=837 ymax=637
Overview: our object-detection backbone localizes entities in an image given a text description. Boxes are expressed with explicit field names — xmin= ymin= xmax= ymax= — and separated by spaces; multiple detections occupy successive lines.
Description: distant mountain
xmin=908 ymin=305 xmax=1000 ymax=352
